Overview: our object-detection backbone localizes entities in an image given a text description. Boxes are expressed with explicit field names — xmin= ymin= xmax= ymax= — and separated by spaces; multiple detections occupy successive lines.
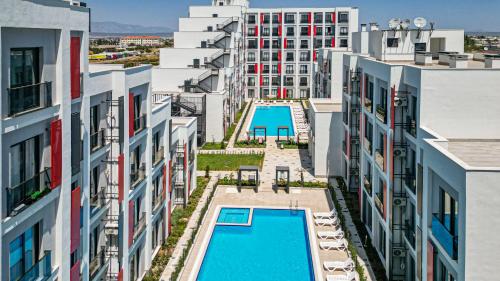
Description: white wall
xmin=152 ymin=68 xmax=207 ymax=92
xmin=178 ymin=17 xmax=228 ymax=32
xmin=174 ymin=31 xmax=225 ymax=48
xmin=205 ymin=93 xmax=225 ymax=142
xmin=189 ymin=5 xmax=245 ymax=18
xmin=159 ymin=48 xmax=220 ymax=68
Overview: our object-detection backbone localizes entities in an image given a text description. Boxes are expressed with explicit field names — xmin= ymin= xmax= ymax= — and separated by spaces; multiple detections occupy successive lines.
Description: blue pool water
xmin=217 ymin=208 xmax=250 ymax=224
xmin=249 ymin=106 xmax=295 ymax=137
xmin=197 ymin=209 xmax=314 ymax=281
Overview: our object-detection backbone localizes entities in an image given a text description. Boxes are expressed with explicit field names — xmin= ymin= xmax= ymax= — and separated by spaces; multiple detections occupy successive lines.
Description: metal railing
xmin=375 ymin=149 xmax=385 ymax=170
xmin=173 ymin=187 xmax=186 ymax=205
xmin=364 ymin=137 xmax=372 ymax=154
xmin=133 ymin=115 xmax=147 ymax=133
xmin=6 ymin=168 xmax=52 ymax=217
xmin=133 ymin=212 xmax=147 ymax=240
xmin=90 ymin=129 xmax=107 ymax=152
xmin=376 ymin=105 xmax=387 ymax=123
xmin=405 ymin=221 xmax=416 ymax=248
xmin=405 ymin=116 xmax=417 ymax=137
xmin=89 ymin=247 xmax=108 ymax=280
xmin=363 ymin=175 xmax=372 ymax=195
xmin=152 ymin=146 xmax=165 ymax=166
xmin=364 ymin=98 xmax=372 ymax=112
xmin=16 ymin=251 xmax=52 ymax=281
xmin=90 ymin=188 xmax=107 ymax=212
xmin=130 ymin=165 xmax=146 ymax=189
xmin=374 ymin=193 xmax=384 ymax=216
xmin=7 ymin=81 xmax=52 ymax=117
xmin=152 ymin=193 xmax=164 ymax=211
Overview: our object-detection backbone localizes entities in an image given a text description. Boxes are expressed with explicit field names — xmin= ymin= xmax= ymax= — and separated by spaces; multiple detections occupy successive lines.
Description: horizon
xmin=86 ymin=0 xmax=500 ymax=32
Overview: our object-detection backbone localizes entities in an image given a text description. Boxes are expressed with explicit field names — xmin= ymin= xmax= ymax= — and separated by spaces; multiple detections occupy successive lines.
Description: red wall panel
xmin=331 ymin=37 xmax=336 ymax=48
xmin=255 ymin=25 xmax=259 ymax=36
xmin=277 ymin=87 xmax=281 ymax=99
xmin=283 ymin=88 xmax=287 ymax=99
xmin=50 ymin=119 xmax=62 ymax=189
xmin=70 ymin=186 xmax=81 ymax=253
xmin=70 ymin=260 xmax=80 ymax=281
xmin=332 ymin=12 xmax=336 ymax=24
xmin=70 ymin=37 xmax=81 ymax=100
xmin=129 ymin=93 xmax=135 ymax=137
xmin=284 ymin=38 xmax=287 ymax=49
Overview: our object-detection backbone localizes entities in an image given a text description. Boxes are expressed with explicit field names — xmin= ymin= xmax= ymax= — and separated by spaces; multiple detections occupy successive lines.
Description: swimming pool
xmin=197 ymin=208 xmax=315 ymax=281
xmin=249 ymin=106 xmax=295 ymax=137
xmin=217 ymin=208 xmax=251 ymax=224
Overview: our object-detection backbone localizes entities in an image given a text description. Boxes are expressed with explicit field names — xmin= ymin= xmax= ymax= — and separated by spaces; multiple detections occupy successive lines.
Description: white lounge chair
xmin=319 ymin=239 xmax=348 ymax=251
xmin=315 ymin=217 xmax=339 ymax=226
xmin=314 ymin=209 xmax=338 ymax=219
xmin=326 ymin=272 xmax=356 ymax=281
xmin=323 ymin=258 xmax=355 ymax=272
xmin=317 ymin=230 xmax=344 ymax=240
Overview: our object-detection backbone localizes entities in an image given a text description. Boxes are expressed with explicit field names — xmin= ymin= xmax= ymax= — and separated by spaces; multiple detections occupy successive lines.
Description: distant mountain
xmin=91 ymin=21 xmax=173 ymax=36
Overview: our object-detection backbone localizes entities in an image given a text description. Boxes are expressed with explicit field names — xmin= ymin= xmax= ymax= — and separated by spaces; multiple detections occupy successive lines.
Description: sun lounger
xmin=319 ymin=239 xmax=348 ymax=251
xmin=315 ymin=218 xmax=339 ymax=226
xmin=317 ymin=230 xmax=344 ymax=240
xmin=326 ymin=272 xmax=357 ymax=281
xmin=323 ymin=259 xmax=355 ymax=272
xmin=314 ymin=209 xmax=338 ymax=219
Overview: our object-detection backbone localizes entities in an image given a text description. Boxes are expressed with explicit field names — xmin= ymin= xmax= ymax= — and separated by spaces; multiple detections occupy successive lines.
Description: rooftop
xmin=309 ymin=99 xmax=342 ymax=113
xmin=445 ymin=139 xmax=500 ymax=168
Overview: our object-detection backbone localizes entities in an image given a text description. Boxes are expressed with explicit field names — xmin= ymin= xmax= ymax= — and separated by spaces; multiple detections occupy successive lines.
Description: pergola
xmin=275 ymin=166 xmax=290 ymax=193
xmin=277 ymin=126 xmax=290 ymax=143
xmin=253 ymin=126 xmax=267 ymax=142
xmin=237 ymin=165 xmax=260 ymax=192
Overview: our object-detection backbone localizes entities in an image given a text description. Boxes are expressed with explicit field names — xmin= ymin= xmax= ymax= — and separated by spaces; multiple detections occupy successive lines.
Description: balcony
xmin=364 ymin=137 xmax=372 ymax=155
xmin=152 ymin=146 xmax=165 ymax=167
xmin=15 ymin=251 xmax=52 ymax=281
xmin=90 ymin=188 xmax=107 ymax=213
xmin=405 ymin=221 xmax=416 ymax=249
xmin=133 ymin=115 xmax=147 ymax=134
xmin=89 ymin=247 xmax=108 ymax=280
xmin=90 ymin=129 xmax=107 ymax=152
xmin=130 ymin=165 xmax=146 ymax=189
xmin=363 ymin=175 xmax=372 ymax=195
xmin=374 ymin=193 xmax=384 ymax=216
xmin=431 ymin=214 xmax=458 ymax=260
xmin=364 ymin=98 xmax=372 ymax=112
xmin=376 ymin=105 xmax=387 ymax=123
xmin=6 ymin=168 xmax=52 ymax=217
xmin=189 ymin=150 xmax=196 ymax=164
xmin=174 ymin=186 xmax=186 ymax=205
xmin=375 ymin=149 xmax=384 ymax=170
xmin=152 ymin=193 xmax=164 ymax=212
xmin=133 ymin=212 xmax=147 ymax=241
xmin=405 ymin=116 xmax=417 ymax=137
xmin=405 ymin=169 xmax=416 ymax=194
xmin=6 ymin=82 xmax=52 ymax=118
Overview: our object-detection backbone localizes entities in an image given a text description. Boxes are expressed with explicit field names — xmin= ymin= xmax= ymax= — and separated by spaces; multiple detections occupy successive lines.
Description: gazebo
xmin=253 ymin=126 xmax=267 ymax=143
xmin=275 ymin=166 xmax=290 ymax=193
xmin=237 ymin=165 xmax=260 ymax=192
xmin=277 ymin=126 xmax=290 ymax=143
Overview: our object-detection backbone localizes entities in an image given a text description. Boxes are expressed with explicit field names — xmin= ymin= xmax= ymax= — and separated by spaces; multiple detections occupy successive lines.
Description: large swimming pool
xmin=249 ymin=106 xmax=295 ymax=137
xmin=197 ymin=208 xmax=315 ymax=281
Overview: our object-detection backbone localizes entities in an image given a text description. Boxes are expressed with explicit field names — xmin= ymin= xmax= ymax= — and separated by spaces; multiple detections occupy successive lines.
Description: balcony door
xmin=10 ymin=49 xmax=41 ymax=115
xmin=9 ymin=223 xmax=40 ymax=281
xmin=10 ymin=136 xmax=41 ymax=210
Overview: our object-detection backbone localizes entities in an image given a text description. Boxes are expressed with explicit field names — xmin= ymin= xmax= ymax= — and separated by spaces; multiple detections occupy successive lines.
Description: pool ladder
xmin=289 ymin=200 xmax=299 ymax=213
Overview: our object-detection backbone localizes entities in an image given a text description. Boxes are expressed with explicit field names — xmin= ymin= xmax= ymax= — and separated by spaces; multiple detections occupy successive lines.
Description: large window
xmin=378 ymin=224 xmax=386 ymax=259
xmin=10 ymin=48 xmax=40 ymax=88
xmin=438 ymin=189 xmax=458 ymax=236
xmin=247 ymin=52 xmax=255 ymax=62
xmin=9 ymin=223 xmax=40 ymax=281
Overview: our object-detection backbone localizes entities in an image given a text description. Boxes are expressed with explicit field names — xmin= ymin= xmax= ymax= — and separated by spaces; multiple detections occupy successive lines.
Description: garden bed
xmin=197 ymin=152 xmax=265 ymax=171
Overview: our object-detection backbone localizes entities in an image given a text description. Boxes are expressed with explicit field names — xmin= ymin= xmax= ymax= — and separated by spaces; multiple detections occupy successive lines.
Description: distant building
xmin=120 ymin=35 xmax=162 ymax=47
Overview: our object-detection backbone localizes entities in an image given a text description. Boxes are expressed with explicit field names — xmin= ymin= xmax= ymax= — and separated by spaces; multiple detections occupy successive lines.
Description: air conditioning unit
xmin=394 ymin=147 xmax=407 ymax=158
xmin=394 ymin=96 xmax=408 ymax=107
xmin=392 ymin=246 xmax=407 ymax=257
xmin=393 ymin=197 xmax=407 ymax=207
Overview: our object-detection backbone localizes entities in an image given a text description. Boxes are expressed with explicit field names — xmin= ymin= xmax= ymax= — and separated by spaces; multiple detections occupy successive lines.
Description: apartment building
xmin=120 ymin=36 xmax=162 ymax=47
xmin=245 ymin=7 xmax=358 ymax=99
xmin=0 ymin=1 xmax=197 ymax=281
xmin=317 ymin=23 xmax=500 ymax=281
xmin=152 ymin=1 xmax=247 ymax=144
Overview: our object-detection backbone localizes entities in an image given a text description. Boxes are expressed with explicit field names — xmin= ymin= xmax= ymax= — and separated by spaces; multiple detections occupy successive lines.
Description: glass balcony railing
xmin=90 ymin=129 xmax=107 ymax=152
xmin=17 ymin=251 xmax=52 ymax=281
xmin=375 ymin=149 xmax=385 ymax=170
xmin=133 ymin=213 xmax=147 ymax=241
xmin=7 ymin=82 xmax=52 ymax=117
xmin=405 ymin=221 xmax=416 ymax=249
xmin=89 ymin=247 xmax=108 ymax=280
xmin=363 ymin=175 xmax=372 ymax=195
xmin=364 ymin=98 xmax=372 ymax=112
xmin=405 ymin=116 xmax=417 ymax=137
xmin=374 ymin=193 xmax=384 ymax=216
xmin=376 ymin=105 xmax=387 ymax=123
xmin=431 ymin=214 xmax=458 ymax=260
xmin=405 ymin=169 xmax=416 ymax=194
xmin=130 ymin=165 xmax=146 ymax=189
xmin=364 ymin=137 xmax=372 ymax=155
xmin=152 ymin=146 xmax=165 ymax=166
xmin=90 ymin=188 xmax=107 ymax=214
xmin=152 ymin=193 xmax=164 ymax=211
xmin=6 ymin=168 xmax=52 ymax=217
xmin=133 ymin=115 xmax=147 ymax=134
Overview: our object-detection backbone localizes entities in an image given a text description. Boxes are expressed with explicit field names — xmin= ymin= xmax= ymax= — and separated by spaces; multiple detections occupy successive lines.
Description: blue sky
xmin=86 ymin=0 xmax=500 ymax=32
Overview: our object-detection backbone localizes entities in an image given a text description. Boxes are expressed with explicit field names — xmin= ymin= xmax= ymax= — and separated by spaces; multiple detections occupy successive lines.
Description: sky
xmin=85 ymin=0 xmax=500 ymax=32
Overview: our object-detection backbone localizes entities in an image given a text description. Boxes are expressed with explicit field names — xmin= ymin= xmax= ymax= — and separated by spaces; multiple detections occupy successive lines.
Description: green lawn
xmin=201 ymin=142 xmax=227 ymax=150
xmin=198 ymin=153 xmax=265 ymax=171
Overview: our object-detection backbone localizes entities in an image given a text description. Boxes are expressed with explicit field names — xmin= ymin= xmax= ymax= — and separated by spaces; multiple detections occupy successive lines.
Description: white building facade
xmin=0 ymin=1 xmax=197 ymax=281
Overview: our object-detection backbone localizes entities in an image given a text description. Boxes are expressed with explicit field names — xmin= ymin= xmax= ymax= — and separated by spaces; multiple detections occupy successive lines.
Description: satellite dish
xmin=389 ymin=18 xmax=400 ymax=29
xmin=414 ymin=17 xmax=427 ymax=29
xmin=401 ymin=19 xmax=411 ymax=30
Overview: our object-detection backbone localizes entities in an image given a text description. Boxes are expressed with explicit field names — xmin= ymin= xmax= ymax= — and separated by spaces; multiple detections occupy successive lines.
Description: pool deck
xmin=178 ymin=185 xmax=350 ymax=281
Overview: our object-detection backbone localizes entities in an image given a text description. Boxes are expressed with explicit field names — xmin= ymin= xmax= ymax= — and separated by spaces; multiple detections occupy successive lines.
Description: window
xmin=300 ymin=40 xmax=309 ymax=49
xmin=272 ymin=39 xmax=280 ymax=49
xmin=314 ymin=12 xmax=323 ymax=23
xmin=387 ymin=38 xmax=399 ymax=48
xmin=314 ymin=39 xmax=323 ymax=49
xmin=379 ymin=224 xmax=386 ymax=259
xmin=247 ymin=39 xmax=257 ymax=49
xmin=212 ymin=14 xmax=218 ymax=18
xmin=286 ymin=52 xmax=294 ymax=62
xmin=299 ymin=89 xmax=309 ymax=98
xmin=9 ymin=223 xmax=40 ymax=281
xmin=362 ymin=194 xmax=373 ymax=230
xmin=261 ymin=52 xmax=269 ymax=61
xmin=261 ymin=88 xmax=269 ymax=98
xmin=193 ymin=59 xmax=200 ymax=68
xmin=286 ymin=65 xmax=294 ymax=74
xmin=263 ymin=77 xmax=269 ymax=86
xmin=271 ymin=76 xmax=280 ymax=86
xmin=300 ymin=26 xmax=308 ymax=36
xmin=247 ymin=15 xmax=256 ymax=24
xmin=316 ymin=27 xmax=323 ymax=36
xmin=272 ymin=64 xmax=278 ymax=74
xmin=247 ymin=64 xmax=256 ymax=74
xmin=285 ymin=76 xmax=294 ymax=86
xmin=263 ymin=40 xmax=270 ymax=49
xmin=247 ymin=89 xmax=255 ymax=98
xmin=285 ymin=13 xmax=295 ymax=24
xmin=207 ymin=26 xmax=213 ymax=32
xmin=379 ymin=87 xmax=387 ymax=110
xmin=247 ymin=52 xmax=256 ymax=62
xmin=286 ymin=39 xmax=295 ymax=49
xmin=300 ymin=13 xmax=309 ymax=23
xmin=247 ymin=27 xmax=255 ymax=36
xmin=272 ymin=14 xmax=279 ymax=24
xmin=299 ymin=65 xmax=308 ymax=74
xmin=340 ymin=26 xmax=349 ymax=36
xmin=299 ymin=77 xmax=308 ymax=86
xmin=438 ymin=189 xmax=458 ymax=236
xmin=326 ymin=26 xmax=335 ymax=36
xmin=286 ymin=27 xmax=295 ymax=36
xmin=340 ymin=39 xmax=348 ymax=48
xmin=263 ymin=65 xmax=270 ymax=74
xmin=272 ymin=27 xmax=279 ymax=37
xmin=247 ymin=77 xmax=256 ymax=87
xmin=300 ymin=52 xmax=310 ymax=61
xmin=10 ymin=48 xmax=40 ymax=88
xmin=90 ymin=165 xmax=100 ymax=208
xmin=262 ymin=27 xmax=270 ymax=36
xmin=338 ymin=12 xmax=349 ymax=23
xmin=262 ymin=14 xmax=270 ymax=24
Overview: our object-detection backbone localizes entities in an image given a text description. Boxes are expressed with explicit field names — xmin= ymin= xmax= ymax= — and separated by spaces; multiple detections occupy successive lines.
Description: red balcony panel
xmin=70 ymin=260 xmax=80 ymax=281
xmin=278 ymin=25 xmax=282 ymax=37
xmin=70 ymin=186 xmax=81 ymax=253
xmin=128 ymin=200 xmax=134 ymax=247
xmin=332 ymin=12 xmax=336 ymax=24
xmin=162 ymin=164 xmax=167 ymax=199
xmin=118 ymin=154 xmax=124 ymax=203
xmin=277 ymin=63 xmax=281 ymax=74
xmin=118 ymin=268 xmax=123 ymax=281
xmin=427 ymin=241 xmax=434 ymax=281
xmin=308 ymin=12 xmax=312 ymax=24
xmin=70 ymin=37 xmax=81 ymax=100
xmin=278 ymin=13 xmax=282 ymax=24
xmin=260 ymin=38 xmax=264 ymax=48
xmin=313 ymin=51 xmax=317 ymax=62
xmin=255 ymin=25 xmax=259 ymax=36
xmin=277 ymin=87 xmax=281 ymax=99
xmin=278 ymin=51 xmax=282 ymax=61
xmin=168 ymin=160 xmax=173 ymax=193
xmin=254 ymin=63 xmax=259 ymax=74
xmin=260 ymin=14 xmax=264 ymax=24
xmin=331 ymin=37 xmax=336 ymax=48
xmin=128 ymin=93 xmax=134 ymax=137
xmin=284 ymin=38 xmax=287 ymax=49
xmin=283 ymin=88 xmax=287 ymax=99
xmin=314 ymin=26 xmax=317 ymax=36
xmin=307 ymin=26 xmax=312 ymax=36
xmin=50 ymin=119 xmax=62 ymax=189
xmin=259 ymin=75 xmax=263 ymax=86
xmin=260 ymin=63 xmax=264 ymax=74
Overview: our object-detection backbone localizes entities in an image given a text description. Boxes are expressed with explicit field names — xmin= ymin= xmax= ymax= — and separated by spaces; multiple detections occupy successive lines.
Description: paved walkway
xmin=160 ymin=176 xmax=219 ymax=281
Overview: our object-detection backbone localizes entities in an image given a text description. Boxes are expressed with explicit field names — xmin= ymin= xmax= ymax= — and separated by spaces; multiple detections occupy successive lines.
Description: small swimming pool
xmin=249 ymin=106 xmax=295 ymax=137
xmin=197 ymin=208 xmax=315 ymax=281
xmin=217 ymin=208 xmax=251 ymax=224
